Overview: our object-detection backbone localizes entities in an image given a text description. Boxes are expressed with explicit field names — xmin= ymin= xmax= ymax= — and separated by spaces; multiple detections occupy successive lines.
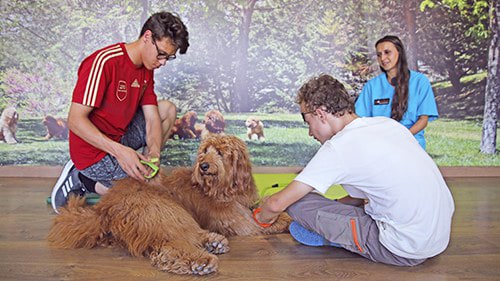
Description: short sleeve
xmin=415 ymin=73 xmax=439 ymax=121
xmin=294 ymin=142 xmax=344 ymax=194
xmin=355 ymin=84 xmax=372 ymax=117
xmin=72 ymin=57 xmax=108 ymax=108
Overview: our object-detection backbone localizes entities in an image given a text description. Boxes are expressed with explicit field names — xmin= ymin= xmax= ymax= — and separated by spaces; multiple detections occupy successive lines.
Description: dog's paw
xmin=265 ymin=212 xmax=293 ymax=234
xmin=205 ymin=240 xmax=228 ymax=255
xmin=150 ymin=246 xmax=219 ymax=275
xmin=190 ymin=254 xmax=218 ymax=275
xmin=204 ymin=232 xmax=230 ymax=254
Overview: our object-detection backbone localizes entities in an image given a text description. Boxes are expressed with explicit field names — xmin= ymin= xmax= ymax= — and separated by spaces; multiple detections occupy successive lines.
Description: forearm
xmin=143 ymin=105 xmax=163 ymax=159
xmin=409 ymin=115 xmax=429 ymax=135
xmin=257 ymin=180 xmax=313 ymax=224
xmin=145 ymin=121 xmax=162 ymax=158
xmin=258 ymin=195 xmax=286 ymax=223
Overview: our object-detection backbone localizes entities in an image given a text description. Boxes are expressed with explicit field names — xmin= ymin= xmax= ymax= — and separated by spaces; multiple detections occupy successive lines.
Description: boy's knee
xmin=158 ymin=100 xmax=177 ymax=122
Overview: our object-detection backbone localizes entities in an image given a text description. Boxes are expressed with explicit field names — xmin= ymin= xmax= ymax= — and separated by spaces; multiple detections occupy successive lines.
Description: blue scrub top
xmin=355 ymin=71 xmax=438 ymax=150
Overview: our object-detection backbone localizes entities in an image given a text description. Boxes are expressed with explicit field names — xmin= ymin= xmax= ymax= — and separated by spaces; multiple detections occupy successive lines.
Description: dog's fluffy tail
xmin=47 ymin=196 xmax=106 ymax=249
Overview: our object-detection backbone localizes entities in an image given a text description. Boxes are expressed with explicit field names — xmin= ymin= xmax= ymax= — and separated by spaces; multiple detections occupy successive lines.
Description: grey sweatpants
xmin=79 ymin=109 xmax=147 ymax=187
xmin=287 ymin=193 xmax=426 ymax=266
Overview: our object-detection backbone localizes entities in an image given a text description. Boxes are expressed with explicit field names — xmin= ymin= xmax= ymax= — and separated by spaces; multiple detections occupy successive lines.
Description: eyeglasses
xmin=152 ymin=37 xmax=176 ymax=61
xmin=301 ymin=110 xmax=316 ymax=123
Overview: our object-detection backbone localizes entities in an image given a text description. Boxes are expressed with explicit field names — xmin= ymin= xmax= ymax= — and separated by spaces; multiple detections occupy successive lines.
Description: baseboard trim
xmin=0 ymin=165 xmax=498 ymax=178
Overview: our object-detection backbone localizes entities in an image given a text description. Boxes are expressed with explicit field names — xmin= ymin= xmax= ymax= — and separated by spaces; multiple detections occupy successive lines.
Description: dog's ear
xmin=181 ymin=114 xmax=189 ymax=126
xmin=191 ymin=140 xmax=206 ymax=187
xmin=188 ymin=112 xmax=198 ymax=126
xmin=231 ymin=137 xmax=254 ymax=193
xmin=214 ymin=114 xmax=225 ymax=132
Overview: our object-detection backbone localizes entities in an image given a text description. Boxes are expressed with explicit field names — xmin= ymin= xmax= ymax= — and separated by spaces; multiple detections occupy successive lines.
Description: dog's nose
xmin=200 ymin=162 xmax=210 ymax=171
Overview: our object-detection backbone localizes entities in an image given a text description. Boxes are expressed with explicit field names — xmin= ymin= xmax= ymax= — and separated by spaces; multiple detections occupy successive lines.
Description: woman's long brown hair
xmin=375 ymin=35 xmax=409 ymax=121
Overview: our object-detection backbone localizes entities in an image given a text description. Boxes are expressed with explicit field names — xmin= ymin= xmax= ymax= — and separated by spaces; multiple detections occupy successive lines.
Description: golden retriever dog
xmin=170 ymin=111 xmax=199 ymax=140
xmin=200 ymin=109 xmax=225 ymax=139
xmin=0 ymin=107 xmax=19 ymax=144
xmin=42 ymin=115 xmax=69 ymax=140
xmin=48 ymin=135 xmax=291 ymax=275
xmin=245 ymin=117 xmax=265 ymax=141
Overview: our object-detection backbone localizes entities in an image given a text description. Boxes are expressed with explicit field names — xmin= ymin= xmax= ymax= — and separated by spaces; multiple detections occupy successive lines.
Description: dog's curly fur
xmin=170 ymin=111 xmax=199 ymax=140
xmin=0 ymin=107 xmax=19 ymax=144
xmin=200 ymin=109 xmax=225 ymax=139
xmin=48 ymin=135 xmax=291 ymax=275
xmin=43 ymin=115 xmax=69 ymax=140
xmin=245 ymin=117 xmax=265 ymax=141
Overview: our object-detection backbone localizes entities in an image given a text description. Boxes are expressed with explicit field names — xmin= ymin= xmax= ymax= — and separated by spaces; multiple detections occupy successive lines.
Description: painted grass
xmin=426 ymin=118 xmax=499 ymax=166
xmin=164 ymin=117 xmax=319 ymax=167
xmin=433 ymin=71 xmax=487 ymax=89
xmin=0 ymin=116 xmax=498 ymax=167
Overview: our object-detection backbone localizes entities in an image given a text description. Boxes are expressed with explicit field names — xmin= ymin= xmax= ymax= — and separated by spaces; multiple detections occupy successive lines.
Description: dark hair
xmin=375 ymin=35 xmax=409 ymax=121
xmin=296 ymin=74 xmax=354 ymax=116
xmin=140 ymin=11 xmax=189 ymax=54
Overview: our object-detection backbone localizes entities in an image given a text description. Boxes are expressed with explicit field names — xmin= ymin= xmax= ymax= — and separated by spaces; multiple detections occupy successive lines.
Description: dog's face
xmin=192 ymin=135 xmax=254 ymax=201
xmin=43 ymin=115 xmax=57 ymax=126
xmin=245 ymin=117 xmax=259 ymax=129
xmin=203 ymin=110 xmax=225 ymax=133
xmin=181 ymin=111 xmax=198 ymax=127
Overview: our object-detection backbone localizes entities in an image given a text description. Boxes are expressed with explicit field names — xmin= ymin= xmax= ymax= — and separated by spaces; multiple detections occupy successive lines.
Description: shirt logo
xmin=131 ymin=79 xmax=140 ymax=88
xmin=116 ymin=80 xmax=128 ymax=101
xmin=374 ymin=98 xmax=390 ymax=105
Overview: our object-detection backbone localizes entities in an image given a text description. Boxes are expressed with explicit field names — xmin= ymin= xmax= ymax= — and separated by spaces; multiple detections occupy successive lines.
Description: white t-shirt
xmin=295 ymin=117 xmax=455 ymax=259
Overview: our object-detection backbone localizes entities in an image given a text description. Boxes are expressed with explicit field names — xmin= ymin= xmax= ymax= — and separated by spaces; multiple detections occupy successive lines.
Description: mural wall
xmin=0 ymin=0 xmax=498 ymax=167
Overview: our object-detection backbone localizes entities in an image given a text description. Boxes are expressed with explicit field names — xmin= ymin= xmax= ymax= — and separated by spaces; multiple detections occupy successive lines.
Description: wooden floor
xmin=0 ymin=176 xmax=499 ymax=281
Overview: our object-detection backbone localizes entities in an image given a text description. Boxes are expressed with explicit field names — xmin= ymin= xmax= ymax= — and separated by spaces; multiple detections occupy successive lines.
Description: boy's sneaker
xmin=289 ymin=221 xmax=341 ymax=247
xmin=50 ymin=160 xmax=87 ymax=214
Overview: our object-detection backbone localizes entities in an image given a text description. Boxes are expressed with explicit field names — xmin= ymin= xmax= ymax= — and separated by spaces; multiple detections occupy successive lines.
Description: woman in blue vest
xmin=355 ymin=35 xmax=438 ymax=150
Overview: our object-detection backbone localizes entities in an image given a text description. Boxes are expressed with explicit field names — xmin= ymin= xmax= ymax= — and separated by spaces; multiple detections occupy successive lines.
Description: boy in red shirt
xmin=51 ymin=11 xmax=189 ymax=214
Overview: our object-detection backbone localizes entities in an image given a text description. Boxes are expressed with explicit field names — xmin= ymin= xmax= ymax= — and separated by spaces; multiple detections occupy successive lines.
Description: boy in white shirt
xmin=254 ymin=74 xmax=454 ymax=266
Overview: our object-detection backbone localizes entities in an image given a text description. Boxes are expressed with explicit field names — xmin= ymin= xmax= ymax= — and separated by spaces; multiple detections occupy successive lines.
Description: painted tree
xmin=421 ymin=0 xmax=498 ymax=154
xmin=419 ymin=1 xmax=489 ymax=94
xmin=310 ymin=0 xmax=380 ymax=94
xmin=481 ymin=0 xmax=498 ymax=154
xmin=0 ymin=0 xmax=148 ymax=115
xmin=378 ymin=0 xmax=421 ymax=71
xmin=247 ymin=0 xmax=383 ymax=110
xmin=230 ymin=0 xmax=258 ymax=112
